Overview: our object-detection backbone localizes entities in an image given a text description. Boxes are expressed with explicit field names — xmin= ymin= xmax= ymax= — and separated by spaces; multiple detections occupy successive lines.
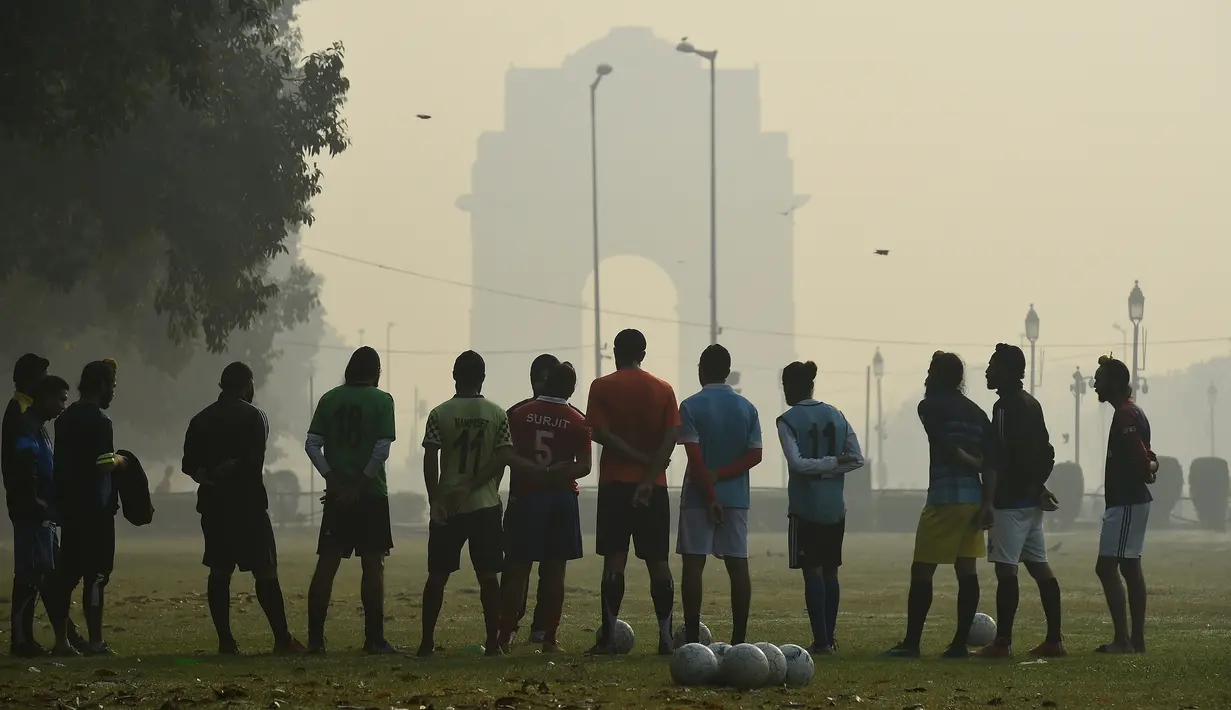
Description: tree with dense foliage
xmin=0 ymin=0 xmax=349 ymax=466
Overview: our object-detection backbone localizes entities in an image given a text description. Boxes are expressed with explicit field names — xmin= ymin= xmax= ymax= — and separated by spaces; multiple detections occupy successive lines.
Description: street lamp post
xmin=590 ymin=63 xmax=613 ymax=379
xmin=872 ymin=348 xmax=885 ymax=489
xmin=1070 ymin=367 xmax=1087 ymax=465
xmin=1128 ymin=281 xmax=1145 ymax=394
xmin=1210 ymin=382 xmax=1218 ymax=457
xmin=1025 ymin=304 xmax=1040 ymax=396
xmin=676 ymin=40 xmax=719 ymax=345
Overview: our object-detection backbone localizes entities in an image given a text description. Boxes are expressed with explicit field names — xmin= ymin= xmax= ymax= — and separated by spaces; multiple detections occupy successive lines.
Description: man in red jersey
xmin=584 ymin=329 xmax=679 ymax=656
xmin=498 ymin=362 xmax=591 ymax=653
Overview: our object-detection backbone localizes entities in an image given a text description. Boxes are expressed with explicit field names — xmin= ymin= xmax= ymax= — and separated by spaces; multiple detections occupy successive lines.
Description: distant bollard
xmin=1189 ymin=457 xmax=1229 ymax=532
xmin=1049 ymin=462 xmax=1083 ymax=531
xmin=1149 ymin=456 xmax=1183 ymax=529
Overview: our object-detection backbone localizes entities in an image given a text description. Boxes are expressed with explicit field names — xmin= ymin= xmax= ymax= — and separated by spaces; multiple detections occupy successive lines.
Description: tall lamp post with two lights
xmin=590 ymin=63 xmax=613 ymax=379
xmin=675 ymin=39 xmax=719 ymax=345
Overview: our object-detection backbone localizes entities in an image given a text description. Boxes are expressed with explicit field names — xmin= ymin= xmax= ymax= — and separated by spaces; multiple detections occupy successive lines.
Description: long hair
xmin=924 ymin=351 xmax=965 ymax=396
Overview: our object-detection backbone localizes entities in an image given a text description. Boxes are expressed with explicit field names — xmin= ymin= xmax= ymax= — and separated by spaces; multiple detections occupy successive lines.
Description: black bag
xmin=115 ymin=449 xmax=154 ymax=526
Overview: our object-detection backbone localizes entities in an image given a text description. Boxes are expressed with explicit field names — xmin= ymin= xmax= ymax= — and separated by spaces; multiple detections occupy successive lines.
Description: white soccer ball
xmin=670 ymin=642 xmax=720 ymax=686
xmin=597 ymin=619 xmax=635 ymax=654
xmin=779 ymin=643 xmax=815 ymax=687
xmin=754 ymin=642 xmax=788 ymax=686
xmin=707 ymin=642 xmax=732 ymax=684
xmin=722 ymin=643 xmax=771 ymax=690
xmin=672 ymin=622 xmax=713 ymax=649
xmin=968 ymin=613 xmax=997 ymax=647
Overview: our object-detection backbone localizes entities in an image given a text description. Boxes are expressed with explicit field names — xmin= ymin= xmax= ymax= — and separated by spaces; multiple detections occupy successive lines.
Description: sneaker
xmin=364 ymin=639 xmax=400 ymax=655
xmin=529 ymin=629 xmax=547 ymax=644
xmin=940 ymin=644 xmax=970 ymax=659
xmin=51 ymin=642 xmax=81 ymax=658
xmin=274 ymin=637 xmax=307 ymax=655
xmin=972 ymin=642 xmax=1012 ymax=659
xmin=218 ymin=638 xmax=241 ymax=655
xmin=10 ymin=640 xmax=49 ymax=658
xmin=415 ymin=642 xmax=437 ymax=658
xmin=83 ymin=642 xmax=113 ymax=657
xmin=584 ymin=642 xmax=618 ymax=656
xmin=483 ymin=644 xmax=505 ymax=658
xmin=879 ymin=642 xmax=921 ymax=659
xmin=1029 ymin=640 xmax=1067 ymax=658
xmin=806 ymin=644 xmax=835 ymax=655
xmin=307 ymin=636 xmax=326 ymax=654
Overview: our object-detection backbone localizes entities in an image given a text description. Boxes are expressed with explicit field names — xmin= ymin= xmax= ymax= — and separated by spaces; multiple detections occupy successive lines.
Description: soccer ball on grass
xmin=754 ymin=642 xmax=788 ymax=686
xmin=779 ymin=643 xmax=815 ymax=687
xmin=968 ymin=613 xmax=997 ymax=647
xmin=670 ymin=642 xmax=720 ymax=686
xmin=595 ymin=619 xmax=635 ymax=654
xmin=672 ymin=621 xmax=713 ymax=649
xmin=722 ymin=643 xmax=770 ymax=690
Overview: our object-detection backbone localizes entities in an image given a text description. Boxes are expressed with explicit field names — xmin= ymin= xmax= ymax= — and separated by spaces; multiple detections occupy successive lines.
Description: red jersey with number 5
xmin=508 ymin=396 xmax=591 ymax=495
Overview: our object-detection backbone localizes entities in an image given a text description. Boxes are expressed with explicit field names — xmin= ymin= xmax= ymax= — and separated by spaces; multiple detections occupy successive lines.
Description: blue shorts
xmin=13 ymin=520 xmax=59 ymax=576
xmin=503 ymin=490 xmax=583 ymax=563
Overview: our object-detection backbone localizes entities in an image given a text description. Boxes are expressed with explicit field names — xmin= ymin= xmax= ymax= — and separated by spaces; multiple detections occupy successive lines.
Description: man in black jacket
xmin=182 ymin=362 xmax=304 ymax=655
xmin=975 ymin=344 xmax=1065 ymax=658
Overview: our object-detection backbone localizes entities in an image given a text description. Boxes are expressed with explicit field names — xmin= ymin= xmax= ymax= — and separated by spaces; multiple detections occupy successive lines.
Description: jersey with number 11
xmin=422 ymin=395 xmax=512 ymax=513
xmin=508 ymin=397 xmax=590 ymax=496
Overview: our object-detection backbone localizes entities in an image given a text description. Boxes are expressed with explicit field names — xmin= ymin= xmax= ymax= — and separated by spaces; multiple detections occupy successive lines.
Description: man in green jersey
xmin=417 ymin=350 xmax=543 ymax=658
xmin=304 ymin=347 xmax=398 ymax=654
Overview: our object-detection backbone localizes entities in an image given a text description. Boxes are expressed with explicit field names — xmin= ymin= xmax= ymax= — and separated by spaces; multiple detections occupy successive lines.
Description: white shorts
xmin=1098 ymin=503 xmax=1150 ymax=559
xmin=676 ymin=507 xmax=749 ymax=559
xmin=987 ymin=507 xmax=1047 ymax=565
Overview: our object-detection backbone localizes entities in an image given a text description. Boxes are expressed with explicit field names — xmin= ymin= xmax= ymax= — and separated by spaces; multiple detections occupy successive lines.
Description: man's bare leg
xmin=1095 ymin=556 xmax=1133 ymax=653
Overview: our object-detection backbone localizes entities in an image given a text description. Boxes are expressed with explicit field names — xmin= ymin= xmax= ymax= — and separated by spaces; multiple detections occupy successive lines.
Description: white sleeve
xmin=305 ymin=432 xmax=331 ymax=477
xmin=362 ymin=438 xmax=394 ymax=478
xmin=831 ymin=420 xmax=866 ymax=476
xmin=776 ymin=419 xmax=839 ymax=477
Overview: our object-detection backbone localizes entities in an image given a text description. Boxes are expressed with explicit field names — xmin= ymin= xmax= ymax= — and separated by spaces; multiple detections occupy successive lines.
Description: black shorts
xmin=318 ymin=496 xmax=394 ymax=558
xmin=788 ymin=515 xmax=845 ymax=570
xmin=60 ymin=516 xmax=116 ymax=578
xmin=504 ymin=490 xmax=583 ymax=563
xmin=595 ymin=482 xmax=670 ymax=562
xmin=428 ymin=505 xmax=503 ymax=574
xmin=202 ymin=509 xmax=278 ymax=573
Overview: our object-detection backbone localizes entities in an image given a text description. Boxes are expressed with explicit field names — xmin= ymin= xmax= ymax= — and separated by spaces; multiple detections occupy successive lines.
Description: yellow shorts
xmin=913 ymin=504 xmax=986 ymax=564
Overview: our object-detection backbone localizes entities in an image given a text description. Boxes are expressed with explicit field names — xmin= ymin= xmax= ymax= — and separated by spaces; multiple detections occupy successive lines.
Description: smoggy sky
xmin=292 ymin=0 xmax=1230 ymax=447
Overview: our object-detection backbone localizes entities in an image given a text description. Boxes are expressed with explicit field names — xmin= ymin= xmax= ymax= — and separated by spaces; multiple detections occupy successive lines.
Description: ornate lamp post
xmin=1070 ymin=367 xmax=1087 ymax=465
xmin=1128 ymin=281 xmax=1145 ymax=393
xmin=1025 ymin=304 xmax=1040 ymax=395
xmin=872 ymin=348 xmax=885 ymax=488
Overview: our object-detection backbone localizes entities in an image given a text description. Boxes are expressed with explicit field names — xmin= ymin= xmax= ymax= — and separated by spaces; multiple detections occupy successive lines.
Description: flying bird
xmin=874 ymin=249 xmax=890 ymax=256
xmin=1062 ymin=433 xmax=1071 ymax=444
xmin=681 ymin=36 xmax=689 ymax=42
xmin=416 ymin=114 xmax=432 ymax=120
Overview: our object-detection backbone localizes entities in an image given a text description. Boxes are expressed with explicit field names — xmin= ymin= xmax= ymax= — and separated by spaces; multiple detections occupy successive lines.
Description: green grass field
xmin=1 ymin=530 xmax=1229 ymax=709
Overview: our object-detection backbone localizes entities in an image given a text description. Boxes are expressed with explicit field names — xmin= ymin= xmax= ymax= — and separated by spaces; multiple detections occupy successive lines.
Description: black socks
xmin=650 ymin=578 xmax=675 ymax=646
xmin=903 ymin=578 xmax=933 ymax=647
xmin=952 ymin=574 xmax=980 ymax=647
xmin=207 ymin=573 xmax=233 ymax=645
xmin=598 ymin=571 xmax=625 ymax=645
xmin=995 ymin=574 xmax=1020 ymax=644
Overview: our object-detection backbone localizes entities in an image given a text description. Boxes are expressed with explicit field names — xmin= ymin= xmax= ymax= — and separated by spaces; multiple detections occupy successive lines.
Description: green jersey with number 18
xmin=422 ymin=394 xmax=511 ymax=514
xmin=308 ymin=384 xmax=397 ymax=498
